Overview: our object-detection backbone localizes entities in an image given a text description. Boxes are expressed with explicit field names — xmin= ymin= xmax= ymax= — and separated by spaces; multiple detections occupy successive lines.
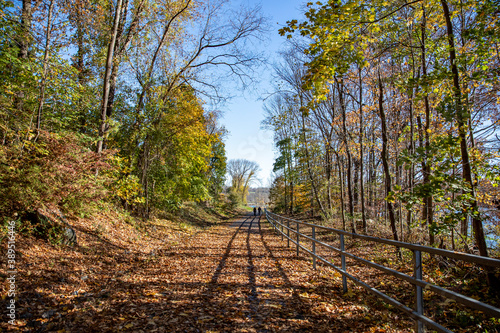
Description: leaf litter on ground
xmin=2 ymin=210 xmax=425 ymax=332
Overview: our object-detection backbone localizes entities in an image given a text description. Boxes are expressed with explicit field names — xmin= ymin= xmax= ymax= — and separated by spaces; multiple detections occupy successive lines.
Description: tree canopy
xmin=0 ymin=0 xmax=266 ymax=217
xmin=264 ymin=0 xmax=500 ymax=263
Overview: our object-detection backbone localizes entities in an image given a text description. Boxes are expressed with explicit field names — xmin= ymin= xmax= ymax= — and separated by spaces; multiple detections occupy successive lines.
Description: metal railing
xmin=264 ymin=210 xmax=500 ymax=333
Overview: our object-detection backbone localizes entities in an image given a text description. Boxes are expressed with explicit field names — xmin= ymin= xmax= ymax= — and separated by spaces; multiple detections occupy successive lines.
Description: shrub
xmin=0 ymin=131 xmax=116 ymax=216
xmin=227 ymin=190 xmax=242 ymax=210
xmin=109 ymin=156 xmax=144 ymax=207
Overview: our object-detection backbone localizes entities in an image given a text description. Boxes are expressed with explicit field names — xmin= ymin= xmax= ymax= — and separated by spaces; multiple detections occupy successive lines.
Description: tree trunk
xmin=326 ymin=146 xmax=332 ymax=211
xmin=378 ymin=71 xmax=399 ymax=242
xmin=359 ymin=68 xmax=367 ymax=233
xmin=369 ymin=130 xmax=375 ymax=208
xmin=335 ymin=152 xmax=346 ymax=231
xmin=300 ymin=101 xmax=326 ymax=216
xmin=242 ymin=171 xmax=255 ymax=204
xmin=97 ymin=0 xmax=123 ymax=154
xmin=286 ymin=145 xmax=293 ymax=214
xmin=283 ymin=171 xmax=288 ymax=214
xmin=353 ymin=159 xmax=359 ymax=208
xmin=440 ymin=0 xmax=489 ymax=260
xmin=337 ymin=79 xmax=355 ymax=233
xmin=14 ymin=0 xmax=33 ymax=112
xmin=135 ymin=0 xmax=192 ymax=115
xmin=102 ymin=0 xmax=145 ymax=132
xmin=406 ymin=11 xmax=418 ymax=236
xmin=18 ymin=0 xmax=32 ymax=60
xmin=73 ymin=3 xmax=87 ymax=132
xmin=35 ymin=0 xmax=55 ymax=136
xmin=139 ymin=138 xmax=150 ymax=219
xmin=420 ymin=6 xmax=435 ymax=245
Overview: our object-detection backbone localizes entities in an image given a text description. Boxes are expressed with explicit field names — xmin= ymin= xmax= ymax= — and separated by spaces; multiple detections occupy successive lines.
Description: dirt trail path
xmin=101 ymin=214 xmax=410 ymax=332
xmin=9 ymin=214 xmax=412 ymax=332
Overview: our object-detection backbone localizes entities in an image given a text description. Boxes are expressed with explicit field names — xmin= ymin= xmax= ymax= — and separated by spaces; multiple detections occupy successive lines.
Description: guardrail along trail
xmin=30 ymin=214 xmax=413 ymax=332
xmin=264 ymin=211 xmax=500 ymax=333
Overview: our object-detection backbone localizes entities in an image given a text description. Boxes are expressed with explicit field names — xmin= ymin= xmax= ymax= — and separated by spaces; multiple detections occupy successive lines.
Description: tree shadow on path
xmin=11 ymin=214 xmax=414 ymax=333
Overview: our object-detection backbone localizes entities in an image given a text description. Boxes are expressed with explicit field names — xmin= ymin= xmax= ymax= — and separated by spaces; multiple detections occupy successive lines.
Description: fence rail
xmin=264 ymin=210 xmax=500 ymax=333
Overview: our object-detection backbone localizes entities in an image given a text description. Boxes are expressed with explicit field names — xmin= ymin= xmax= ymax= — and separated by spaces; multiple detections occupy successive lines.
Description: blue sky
xmin=222 ymin=0 xmax=306 ymax=186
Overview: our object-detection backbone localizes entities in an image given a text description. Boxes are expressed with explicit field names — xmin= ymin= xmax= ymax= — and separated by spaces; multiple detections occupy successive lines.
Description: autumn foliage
xmin=0 ymin=0 xmax=263 ymax=220
xmin=0 ymin=131 xmax=114 ymax=215
xmin=266 ymin=0 xmax=500 ymax=258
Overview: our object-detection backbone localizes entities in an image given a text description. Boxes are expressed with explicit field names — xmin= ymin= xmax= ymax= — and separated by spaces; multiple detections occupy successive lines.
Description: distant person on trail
xmin=253 ymin=207 xmax=257 ymax=216
xmin=258 ymin=207 xmax=262 ymax=216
